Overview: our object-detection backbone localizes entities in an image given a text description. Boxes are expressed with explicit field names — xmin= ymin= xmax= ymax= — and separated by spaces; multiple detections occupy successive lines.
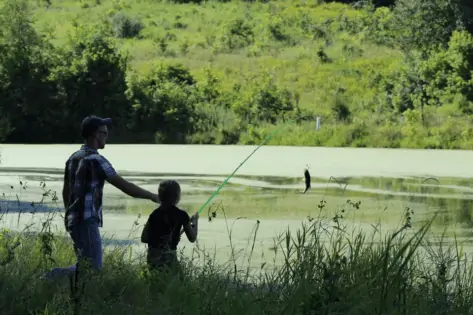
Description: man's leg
xmin=57 ymin=218 xmax=104 ymax=277
xmin=41 ymin=218 xmax=102 ymax=281
xmin=69 ymin=218 xmax=102 ymax=302
xmin=70 ymin=218 xmax=103 ymax=272
xmin=40 ymin=265 xmax=76 ymax=281
xmin=40 ymin=226 xmax=83 ymax=281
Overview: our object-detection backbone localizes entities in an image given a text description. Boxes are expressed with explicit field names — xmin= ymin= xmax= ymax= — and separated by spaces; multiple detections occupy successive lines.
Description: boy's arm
xmin=182 ymin=222 xmax=197 ymax=242
xmin=141 ymin=220 xmax=151 ymax=243
xmin=180 ymin=212 xmax=194 ymax=235
xmin=182 ymin=213 xmax=198 ymax=242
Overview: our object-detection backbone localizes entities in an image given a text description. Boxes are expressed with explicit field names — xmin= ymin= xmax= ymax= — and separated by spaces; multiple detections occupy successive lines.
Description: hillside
xmin=1 ymin=0 xmax=473 ymax=148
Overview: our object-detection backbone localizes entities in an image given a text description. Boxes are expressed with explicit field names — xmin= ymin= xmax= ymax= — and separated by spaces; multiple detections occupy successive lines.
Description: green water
xmin=1 ymin=144 xmax=473 ymax=271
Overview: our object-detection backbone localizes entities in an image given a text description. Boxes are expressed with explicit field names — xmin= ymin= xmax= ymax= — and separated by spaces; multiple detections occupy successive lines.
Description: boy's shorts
xmin=147 ymin=248 xmax=178 ymax=271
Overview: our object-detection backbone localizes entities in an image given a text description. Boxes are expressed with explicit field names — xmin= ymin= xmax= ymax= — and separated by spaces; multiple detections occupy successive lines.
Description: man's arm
xmin=107 ymin=174 xmax=158 ymax=201
xmin=95 ymin=155 xmax=160 ymax=202
xmin=62 ymin=161 xmax=70 ymax=209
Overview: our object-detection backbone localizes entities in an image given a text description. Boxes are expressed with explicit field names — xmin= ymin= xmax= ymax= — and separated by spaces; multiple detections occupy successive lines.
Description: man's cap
xmin=81 ymin=115 xmax=112 ymax=139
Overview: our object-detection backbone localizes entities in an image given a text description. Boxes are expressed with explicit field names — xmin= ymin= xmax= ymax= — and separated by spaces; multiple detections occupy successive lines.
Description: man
xmin=43 ymin=115 xmax=160 ymax=280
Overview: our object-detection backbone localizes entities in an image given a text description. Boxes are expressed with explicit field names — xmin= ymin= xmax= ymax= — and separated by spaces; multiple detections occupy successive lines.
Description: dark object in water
xmin=303 ymin=165 xmax=311 ymax=194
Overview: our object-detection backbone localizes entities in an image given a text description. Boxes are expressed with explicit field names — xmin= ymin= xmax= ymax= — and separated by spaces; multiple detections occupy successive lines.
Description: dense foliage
xmin=2 ymin=184 xmax=473 ymax=315
xmin=1 ymin=0 xmax=473 ymax=148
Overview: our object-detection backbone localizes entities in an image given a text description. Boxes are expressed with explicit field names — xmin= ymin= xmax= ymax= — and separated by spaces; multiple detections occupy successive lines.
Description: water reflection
xmin=1 ymin=170 xmax=473 ymax=228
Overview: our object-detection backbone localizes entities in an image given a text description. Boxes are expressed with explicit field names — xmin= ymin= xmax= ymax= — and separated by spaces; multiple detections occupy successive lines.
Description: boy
xmin=141 ymin=180 xmax=199 ymax=272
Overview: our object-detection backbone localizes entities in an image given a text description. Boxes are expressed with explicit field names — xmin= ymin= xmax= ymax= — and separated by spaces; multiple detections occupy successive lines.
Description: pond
xmin=1 ymin=144 xmax=473 ymax=272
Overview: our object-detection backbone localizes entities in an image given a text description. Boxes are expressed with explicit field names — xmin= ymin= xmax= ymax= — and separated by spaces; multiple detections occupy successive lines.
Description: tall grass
xmin=1 ymin=182 xmax=473 ymax=315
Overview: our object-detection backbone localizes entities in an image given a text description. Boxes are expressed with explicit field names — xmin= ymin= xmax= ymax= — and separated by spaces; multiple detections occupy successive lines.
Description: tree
xmin=126 ymin=63 xmax=199 ymax=144
xmin=0 ymin=0 xmax=57 ymax=142
xmin=50 ymin=25 xmax=131 ymax=143
xmin=392 ymin=0 xmax=473 ymax=54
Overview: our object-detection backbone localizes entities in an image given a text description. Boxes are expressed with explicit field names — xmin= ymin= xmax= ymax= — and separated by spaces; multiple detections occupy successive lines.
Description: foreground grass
xmin=2 ymin=184 xmax=473 ymax=314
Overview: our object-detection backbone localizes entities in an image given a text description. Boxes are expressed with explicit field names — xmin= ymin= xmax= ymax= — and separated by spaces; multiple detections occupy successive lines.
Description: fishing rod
xmin=194 ymin=123 xmax=289 ymax=217
xmin=180 ymin=124 xmax=288 ymax=236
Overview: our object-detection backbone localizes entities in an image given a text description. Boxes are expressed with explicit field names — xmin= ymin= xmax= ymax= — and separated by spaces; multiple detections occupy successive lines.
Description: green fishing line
xmin=196 ymin=125 xmax=287 ymax=215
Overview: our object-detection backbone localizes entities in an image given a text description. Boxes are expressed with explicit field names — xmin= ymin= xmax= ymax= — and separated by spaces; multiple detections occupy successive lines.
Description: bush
xmin=215 ymin=18 xmax=255 ymax=52
xmin=231 ymin=73 xmax=297 ymax=125
xmin=391 ymin=0 xmax=473 ymax=53
xmin=111 ymin=12 xmax=144 ymax=39
xmin=126 ymin=63 xmax=199 ymax=144
xmin=50 ymin=26 xmax=131 ymax=143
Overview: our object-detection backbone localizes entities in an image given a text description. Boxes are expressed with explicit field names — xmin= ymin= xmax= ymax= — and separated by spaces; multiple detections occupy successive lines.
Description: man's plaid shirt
xmin=63 ymin=145 xmax=117 ymax=231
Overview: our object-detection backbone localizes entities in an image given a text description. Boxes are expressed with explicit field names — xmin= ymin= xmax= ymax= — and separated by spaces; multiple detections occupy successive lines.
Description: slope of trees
xmin=1 ymin=0 xmax=473 ymax=148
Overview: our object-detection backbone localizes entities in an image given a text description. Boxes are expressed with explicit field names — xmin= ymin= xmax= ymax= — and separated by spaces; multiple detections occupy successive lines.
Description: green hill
xmin=1 ymin=0 xmax=473 ymax=148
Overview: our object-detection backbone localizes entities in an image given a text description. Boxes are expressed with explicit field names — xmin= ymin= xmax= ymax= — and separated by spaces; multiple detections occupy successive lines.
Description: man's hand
xmin=150 ymin=193 xmax=160 ymax=204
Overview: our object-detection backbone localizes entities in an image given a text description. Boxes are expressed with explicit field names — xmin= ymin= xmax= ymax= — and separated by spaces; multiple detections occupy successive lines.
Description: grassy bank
xmin=2 ymin=184 xmax=473 ymax=314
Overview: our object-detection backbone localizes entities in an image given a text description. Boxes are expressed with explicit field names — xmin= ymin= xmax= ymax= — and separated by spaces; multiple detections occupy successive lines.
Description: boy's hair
xmin=158 ymin=180 xmax=181 ymax=205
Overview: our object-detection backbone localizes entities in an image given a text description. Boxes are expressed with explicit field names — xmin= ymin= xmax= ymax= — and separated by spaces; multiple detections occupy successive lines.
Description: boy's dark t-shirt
xmin=145 ymin=205 xmax=190 ymax=250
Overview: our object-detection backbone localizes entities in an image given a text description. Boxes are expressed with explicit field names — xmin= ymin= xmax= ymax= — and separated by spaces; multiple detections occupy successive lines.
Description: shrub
xmin=111 ymin=12 xmax=144 ymax=39
xmin=126 ymin=63 xmax=199 ymax=144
